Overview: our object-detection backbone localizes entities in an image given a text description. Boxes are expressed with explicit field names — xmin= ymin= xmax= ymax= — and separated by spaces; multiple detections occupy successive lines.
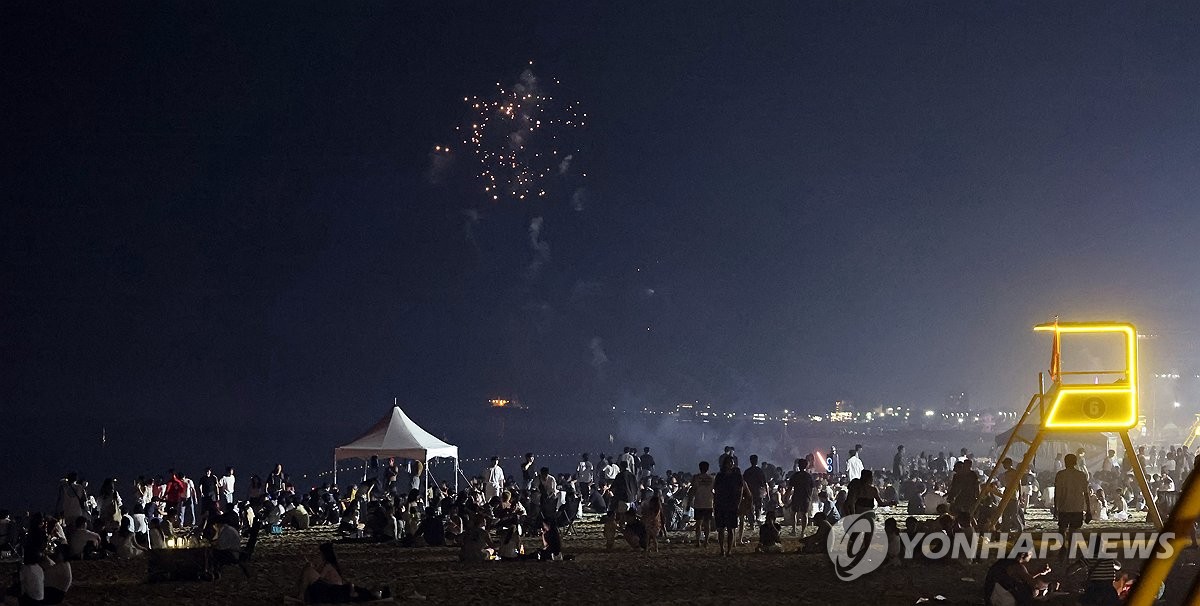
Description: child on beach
xmin=755 ymin=510 xmax=782 ymax=553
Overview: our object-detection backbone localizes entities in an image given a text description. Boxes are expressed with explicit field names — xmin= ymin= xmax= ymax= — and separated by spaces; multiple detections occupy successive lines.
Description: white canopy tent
xmin=333 ymin=406 xmax=459 ymax=491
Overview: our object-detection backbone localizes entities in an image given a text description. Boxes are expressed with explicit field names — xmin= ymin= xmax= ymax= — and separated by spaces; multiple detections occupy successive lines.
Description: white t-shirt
xmin=689 ymin=473 xmax=715 ymax=509
xmin=604 ymin=463 xmax=618 ymax=480
xmin=619 ymin=452 xmax=635 ymax=470
xmin=846 ymin=455 xmax=864 ymax=481
xmin=60 ymin=483 xmax=85 ymax=521
xmin=541 ymin=475 xmax=558 ymax=499
xmin=486 ymin=465 xmax=505 ymax=489
xmin=68 ymin=527 xmax=100 ymax=557
xmin=20 ymin=564 xmax=44 ymax=601
xmin=216 ymin=524 xmax=241 ymax=551
xmin=219 ymin=475 xmax=236 ymax=501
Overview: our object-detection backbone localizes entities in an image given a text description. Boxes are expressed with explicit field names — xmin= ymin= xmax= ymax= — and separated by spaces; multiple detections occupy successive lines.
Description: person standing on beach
xmin=56 ymin=473 xmax=86 ymax=525
xmin=742 ymin=455 xmax=767 ymax=530
xmin=180 ymin=474 xmax=197 ymax=527
xmin=164 ymin=471 xmax=186 ymax=523
xmin=785 ymin=458 xmax=814 ymax=537
xmin=603 ymin=457 xmax=618 ymax=482
xmin=688 ymin=461 xmax=715 ymax=548
xmin=713 ymin=456 xmax=743 ymax=556
xmin=484 ymin=457 xmax=505 ymax=502
xmin=619 ymin=448 xmax=636 ymax=475
xmin=218 ymin=467 xmax=236 ymax=508
xmin=1054 ymin=453 xmax=1090 ymax=559
xmin=639 ymin=447 xmax=655 ymax=480
xmin=846 ymin=449 xmax=864 ymax=481
xmin=384 ymin=458 xmax=400 ymax=496
xmin=611 ymin=461 xmax=638 ymax=522
xmin=576 ymin=454 xmax=594 ymax=503
xmin=718 ymin=446 xmax=738 ymax=471
xmin=521 ymin=453 xmax=537 ymax=497
xmin=266 ymin=464 xmax=286 ymax=498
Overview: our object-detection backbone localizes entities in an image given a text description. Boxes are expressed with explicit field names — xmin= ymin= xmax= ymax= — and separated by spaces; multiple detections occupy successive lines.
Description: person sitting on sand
xmin=797 ymin=511 xmax=832 ymax=554
xmin=297 ymin=542 xmax=389 ymax=603
xmin=907 ymin=478 xmax=928 ymax=515
xmin=983 ymin=550 xmax=1054 ymax=606
xmin=39 ymin=548 xmax=72 ymax=605
xmin=65 ymin=516 xmax=101 ymax=560
xmin=883 ymin=518 xmax=901 ymax=565
xmin=11 ymin=546 xmax=45 ymax=606
xmin=534 ymin=515 xmax=563 ymax=561
xmin=210 ymin=514 xmax=244 ymax=572
xmin=1079 ymin=558 xmax=1132 ymax=605
xmin=147 ymin=517 xmax=169 ymax=550
xmin=852 ymin=470 xmax=897 ymax=518
xmin=755 ymin=510 xmax=782 ymax=553
xmin=416 ymin=506 xmax=446 ymax=547
xmin=498 ymin=523 xmax=523 ymax=559
xmin=816 ymin=490 xmax=840 ymax=524
xmin=621 ymin=510 xmax=647 ymax=550
xmin=282 ymin=499 xmax=311 ymax=530
xmin=459 ymin=514 xmax=494 ymax=562
xmin=111 ymin=527 xmax=145 ymax=558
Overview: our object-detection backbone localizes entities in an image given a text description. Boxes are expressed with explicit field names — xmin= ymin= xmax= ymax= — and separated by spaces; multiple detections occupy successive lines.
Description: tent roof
xmin=334 ymin=406 xmax=458 ymax=461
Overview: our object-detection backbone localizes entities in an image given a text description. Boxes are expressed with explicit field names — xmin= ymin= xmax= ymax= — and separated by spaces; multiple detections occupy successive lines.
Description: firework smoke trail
xmin=526 ymin=216 xmax=550 ymax=278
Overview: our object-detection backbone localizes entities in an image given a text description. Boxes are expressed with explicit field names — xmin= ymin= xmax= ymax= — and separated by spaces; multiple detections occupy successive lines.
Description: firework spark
xmin=450 ymin=63 xmax=587 ymax=202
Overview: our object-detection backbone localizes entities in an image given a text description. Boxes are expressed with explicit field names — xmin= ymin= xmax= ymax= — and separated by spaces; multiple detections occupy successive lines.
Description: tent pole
xmin=333 ymin=451 xmax=338 ymax=487
xmin=454 ymin=457 xmax=459 ymax=493
xmin=424 ymin=456 xmax=430 ymax=503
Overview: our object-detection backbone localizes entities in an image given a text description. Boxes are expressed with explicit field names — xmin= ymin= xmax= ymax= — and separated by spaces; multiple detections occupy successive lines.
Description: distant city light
xmin=925 ymin=410 xmax=935 ymax=417
xmin=1174 ymin=402 xmax=1182 ymax=408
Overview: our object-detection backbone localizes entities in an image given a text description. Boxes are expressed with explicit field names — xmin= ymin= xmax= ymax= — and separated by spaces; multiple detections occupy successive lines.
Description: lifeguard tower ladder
xmin=979 ymin=321 xmax=1162 ymax=531
xmin=1183 ymin=413 xmax=1200 ymax=451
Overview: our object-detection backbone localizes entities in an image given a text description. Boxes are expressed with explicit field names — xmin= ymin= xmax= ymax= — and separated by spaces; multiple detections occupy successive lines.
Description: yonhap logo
xmin=827 ymin=513 xmax=888 ymax=581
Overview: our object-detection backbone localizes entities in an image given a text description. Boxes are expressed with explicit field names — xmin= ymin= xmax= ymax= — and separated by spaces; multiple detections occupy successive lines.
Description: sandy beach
xmin=8 ymin=509 xmax=1198 ymax=606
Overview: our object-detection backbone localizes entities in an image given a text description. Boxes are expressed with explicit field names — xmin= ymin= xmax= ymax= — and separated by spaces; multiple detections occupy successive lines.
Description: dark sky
xmin=3 ymin=3 xmax=1199 ymax=506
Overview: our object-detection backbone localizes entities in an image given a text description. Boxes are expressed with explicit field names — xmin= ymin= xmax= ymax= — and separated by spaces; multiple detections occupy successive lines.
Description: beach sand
xmin=7 ymin=509 xmax=1199 ymax=605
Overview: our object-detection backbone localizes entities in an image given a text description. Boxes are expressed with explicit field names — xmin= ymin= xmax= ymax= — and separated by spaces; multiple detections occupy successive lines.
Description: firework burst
xmin=442 ymin=62 xmax=587 ymax=202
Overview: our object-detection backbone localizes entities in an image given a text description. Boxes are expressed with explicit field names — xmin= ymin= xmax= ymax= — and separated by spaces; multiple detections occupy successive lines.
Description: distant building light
xmin=925 ymin=410 xmax=935 ymax=417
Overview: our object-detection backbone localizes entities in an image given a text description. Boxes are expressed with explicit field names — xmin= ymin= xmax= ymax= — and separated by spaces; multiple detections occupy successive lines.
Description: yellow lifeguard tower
xmin=980 ymin=321 xmax=1162 ymax=530
xmin=1183 ymin=413 xmax=1200 ymax=450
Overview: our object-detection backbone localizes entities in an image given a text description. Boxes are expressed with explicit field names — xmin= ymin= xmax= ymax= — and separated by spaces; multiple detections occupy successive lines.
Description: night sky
xmin=3 ymin=3 xmax=1199 ymax=508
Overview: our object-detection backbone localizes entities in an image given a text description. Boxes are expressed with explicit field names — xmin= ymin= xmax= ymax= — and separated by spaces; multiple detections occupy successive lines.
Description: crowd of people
xmin=2 ymin=441 xmax=1197 ymax=604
